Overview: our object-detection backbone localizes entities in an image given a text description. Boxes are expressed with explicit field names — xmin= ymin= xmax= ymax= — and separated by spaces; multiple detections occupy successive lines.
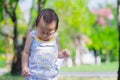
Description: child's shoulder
xmin=30 ymin=30 xmax=36 ymax=34
xmin=29 ymin=30 xmax=37 ymax=37
xmin=55 ymin=32 xmax=58 ymax=37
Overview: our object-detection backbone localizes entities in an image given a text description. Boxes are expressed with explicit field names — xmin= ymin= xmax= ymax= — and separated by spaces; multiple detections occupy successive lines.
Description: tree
xmin=0 ymin=0 xmax=46 ymax=75
xmin=91 ymin=6 xmax=118 ymax=62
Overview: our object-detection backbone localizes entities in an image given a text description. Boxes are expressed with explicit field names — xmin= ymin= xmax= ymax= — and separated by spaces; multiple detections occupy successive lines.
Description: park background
xmin=0 ymin=0 xmax=119 ymax=80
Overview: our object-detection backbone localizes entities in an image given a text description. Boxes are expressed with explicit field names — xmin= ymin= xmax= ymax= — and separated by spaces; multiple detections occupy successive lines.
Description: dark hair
xmin=35 ymin=8 xmax=59 ymax=30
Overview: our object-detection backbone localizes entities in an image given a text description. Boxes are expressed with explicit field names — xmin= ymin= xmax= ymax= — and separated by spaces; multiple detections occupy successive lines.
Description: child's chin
xmin=43 ymin=38 xmax=50 ymax=41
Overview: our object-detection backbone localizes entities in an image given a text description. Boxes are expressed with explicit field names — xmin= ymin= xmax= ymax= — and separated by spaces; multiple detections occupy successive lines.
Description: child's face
xmin=36 ymin=18 xmax=56 ymax=41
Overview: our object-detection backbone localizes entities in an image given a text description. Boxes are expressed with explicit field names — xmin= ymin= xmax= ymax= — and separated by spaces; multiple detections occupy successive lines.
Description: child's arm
xmin=22 ymin=33 xmax=33 ymax=77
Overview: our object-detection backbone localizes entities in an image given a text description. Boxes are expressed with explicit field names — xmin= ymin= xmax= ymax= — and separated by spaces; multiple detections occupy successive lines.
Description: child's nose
xmin=43 ymin=33 xmax=48 ymax=38
xmin=43 ymin=34 xmax=47 ymax=37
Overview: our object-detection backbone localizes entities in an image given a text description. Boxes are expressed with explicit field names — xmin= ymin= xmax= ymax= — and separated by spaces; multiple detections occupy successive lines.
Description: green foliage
xmin=30 ymin=7 xmax=38 ymax=27
xmin=0 ymin=36 xmax=7 ymax=54
xmin=18 ymin=24 xmax=28 ymax=35
xmin=0 ymin=1 xmax=3 ymax=21
xmin=89 ymin=8 xmax=118 ymax=60
xmin=0 ymin=54 xmax=6 ymax=67
xmin=3 ymin=0 xmax=18 ymax=16
xmin=15 ymin=5 xmax=28 ymax=35
xmin=0 ymin=60 xmax=6 ymax=68
xmin=89 ymin=25 xmax=118 ymax=50
xmin=16 ymin=6 xmax=24 ymax=21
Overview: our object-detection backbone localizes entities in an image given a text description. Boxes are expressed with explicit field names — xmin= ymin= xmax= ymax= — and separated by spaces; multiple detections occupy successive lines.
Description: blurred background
xmin=0 ymin=0 xmax=118 ymax=80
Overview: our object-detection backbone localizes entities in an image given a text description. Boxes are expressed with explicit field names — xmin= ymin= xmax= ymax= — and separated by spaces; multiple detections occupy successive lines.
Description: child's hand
xmin=22 ymin=67 xmax=30 ymax=77
xmin=62 ymin=49 xmax=70 ymax=58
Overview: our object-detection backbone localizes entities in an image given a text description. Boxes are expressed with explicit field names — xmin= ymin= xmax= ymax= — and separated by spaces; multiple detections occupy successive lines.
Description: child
xmin=22 ymin=8 xmax=70 ymax=80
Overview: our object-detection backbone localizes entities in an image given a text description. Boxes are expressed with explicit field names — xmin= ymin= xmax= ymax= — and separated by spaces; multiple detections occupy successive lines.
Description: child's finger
xmin=22 ymin=71 xmax=26 ymax=77
xmin=22 ymin=70 xmax=30 ymax=77
xmin=25 ymin=70 xmax=30 ymax=76
xmin=64 ymin=49 xmax=71 ymax=56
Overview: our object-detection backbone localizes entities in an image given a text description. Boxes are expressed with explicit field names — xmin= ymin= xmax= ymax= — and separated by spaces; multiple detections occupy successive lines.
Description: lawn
xmin=60 ymin=61 xmax=118 ymax=72
xmin=58 ymin=76 xmax=117 ymax=80
xmin=0 ymin=61 xmax=118 ymax=80
xmin=0 ymin=73 xmax=24 ymax=80
xmin=0 ymin=73 xmax=117 ymax=80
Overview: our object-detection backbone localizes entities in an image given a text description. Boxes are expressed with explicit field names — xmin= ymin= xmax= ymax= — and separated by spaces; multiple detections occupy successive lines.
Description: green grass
xmin=60 ymin=61 xmax=118 ymax=72
xmin=58 ymin=76 xmax=117 ymax=80
xmin=0 ymin=73 xmax=117 ymax=80
xmin=0 ymin=73 xmax=25 ymax=80
xmin=0 ymin=61 xmax=118 ymax=80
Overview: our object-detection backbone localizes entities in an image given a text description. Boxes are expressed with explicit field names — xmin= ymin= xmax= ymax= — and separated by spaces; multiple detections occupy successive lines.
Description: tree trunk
xmin=11 ymin=50 xmax=22 ymax=75
xmin=10 ymin=0 xmax=46 ymax=75
xmin=93 ymin=48 xmax=97 ymax=64
xmin=10 ymin=12 xmax=22 ymax=75
xmin=106 ymin=51 xmax=110 ymax=63
xmin=11 ymin=34 xmax=25 ymax=75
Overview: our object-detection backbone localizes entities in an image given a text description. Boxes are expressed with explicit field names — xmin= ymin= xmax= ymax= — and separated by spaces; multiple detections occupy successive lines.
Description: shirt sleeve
xmin=29 ymin=30 xmax=37 ymax=38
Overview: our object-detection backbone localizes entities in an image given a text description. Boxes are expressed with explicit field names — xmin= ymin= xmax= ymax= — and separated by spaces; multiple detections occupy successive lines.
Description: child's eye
xmin=42 ymin=32 xmax=45 ymax=34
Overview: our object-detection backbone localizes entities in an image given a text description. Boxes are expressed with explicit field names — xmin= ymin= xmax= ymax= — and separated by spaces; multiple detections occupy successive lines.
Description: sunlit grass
xmin=58 ymin=76 xmax=117 ymax=80
xmin=60 ymin=61 xmax=118 ymax=72
xmin=0 ymin=61 xmax=118 ymax=80
xmin=0 ymin=73 xmax=117 ymax=80
xmin=0 ymin=73 xmax=24 ymax=80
